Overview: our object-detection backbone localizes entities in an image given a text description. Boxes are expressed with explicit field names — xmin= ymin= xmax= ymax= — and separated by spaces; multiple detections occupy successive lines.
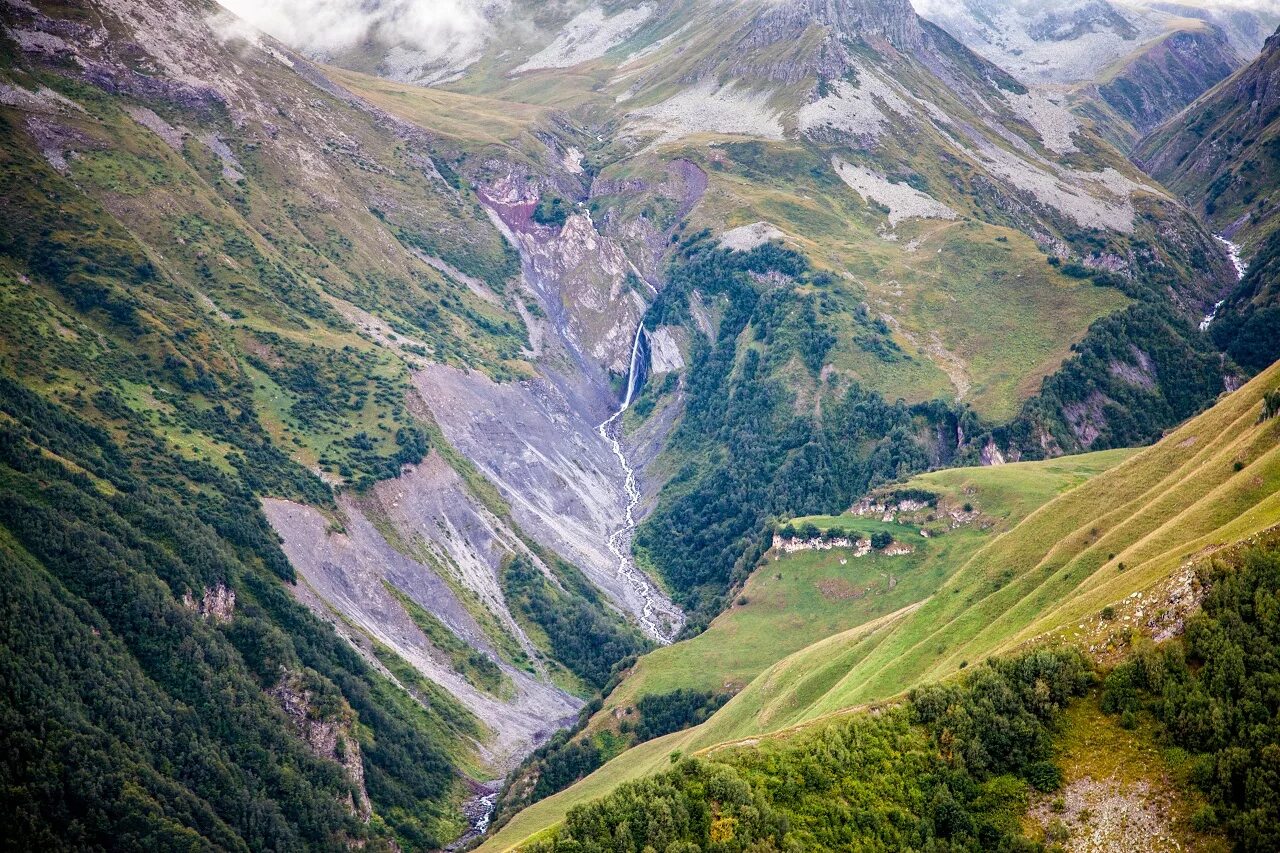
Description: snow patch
xmin=833 ymin=159 xmax=957 ymax=226
xmin=916 ymin=1 xmax=1173 ymax=85
xmin=515 ymin=4 xmax=653 ymax=73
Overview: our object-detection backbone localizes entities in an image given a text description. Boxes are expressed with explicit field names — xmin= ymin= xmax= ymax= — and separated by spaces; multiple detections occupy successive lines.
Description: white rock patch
xmin=968 ymin=139 xmax=1144 ymax=233
xmin=798 ymin=65 xmax=914 ymax=141
xmin=620 ymin=21 xmax=692 ymax=67
xmin=1005 ymin=89 xmax=1079 ymax=155
xmin=381 ymin=44 xmax=481 ymax=86
xmin=799 ymin=79 xmax=888 ymax=139
xmin=515 ymin=4 xmax=653 ymax=73
xmin=12 ymin=28 xmax=75 ymax=56
xmin=628 ymin=79 xmax=785 ymax=143
xmin=720 ymin=221 xmax=785 ymax=251
xmin=0 ymin=83 xmax=84 ymax=114
xmin=126 ymin=106 xmax=187 ymax=151
xmin=198 ymin=132 xmax=245 ymax=182
xmin=833 ymin=159 xmax=957 ymax=226
xmin=562 ymin=145 xmax=585 ymax=175
xmin=648 ymin=326 xmax=685 ymax=374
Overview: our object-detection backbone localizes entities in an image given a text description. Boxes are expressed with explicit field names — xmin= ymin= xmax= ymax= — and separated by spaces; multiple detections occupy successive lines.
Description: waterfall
xmin=1203 ymin=236 xmax=1248 ymax=331
xmin=621 ymin=323 xmax=649 ymax=409
xmin=594 ymin=321 xmax=682 ymax=644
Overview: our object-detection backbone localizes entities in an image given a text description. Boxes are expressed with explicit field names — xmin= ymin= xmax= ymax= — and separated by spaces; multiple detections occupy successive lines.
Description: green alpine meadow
xmin=1 ymin=0 xmax=1278 ymax=850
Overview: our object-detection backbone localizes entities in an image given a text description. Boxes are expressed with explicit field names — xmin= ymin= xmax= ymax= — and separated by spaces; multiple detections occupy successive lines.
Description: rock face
xmin=263 ymin=480 xmax=584 ymax=772
xmin=182 ymin=584 xmax=236 ymax=624
xmin=270 ymin=671 xmax=373 ymax=820
xmin=802 ymin=0 xmax=923 ymax=50
xmin=1093 ymin=25 xmax=1242 ymax=137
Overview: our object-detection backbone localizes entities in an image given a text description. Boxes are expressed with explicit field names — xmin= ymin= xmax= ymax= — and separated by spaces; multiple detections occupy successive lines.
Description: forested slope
xmin=0 ymin=0 xmax=638 ymax=844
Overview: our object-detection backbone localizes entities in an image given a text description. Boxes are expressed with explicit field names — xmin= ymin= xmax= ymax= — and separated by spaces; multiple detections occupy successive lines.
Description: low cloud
xmin=213 ymin=0 xmax=496 ymax=58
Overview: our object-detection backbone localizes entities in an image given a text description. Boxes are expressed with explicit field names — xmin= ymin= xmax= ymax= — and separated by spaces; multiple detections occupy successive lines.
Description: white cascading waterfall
xmin=1203 ymin=235 xmax=1249 ymax=331
xmin=596 ymin=323 xmax=681 ymax=644
xmin=621 ymin=322 xmax=648 ymax=408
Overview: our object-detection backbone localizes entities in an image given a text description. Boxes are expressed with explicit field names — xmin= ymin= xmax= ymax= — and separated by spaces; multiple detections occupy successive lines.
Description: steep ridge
xmin=1137 ymin=24 xmax=1280 ymax=253
xmin=480 ymin=354 xmax=1280 ymax=853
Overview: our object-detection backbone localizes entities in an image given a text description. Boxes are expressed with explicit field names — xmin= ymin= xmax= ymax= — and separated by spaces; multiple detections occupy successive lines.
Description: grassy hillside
xmin=649 ymin=141 xmax=1133 ymax=420
xmin=495 ymin=536 xmax=1280 ymax=851
xmin=1 ymin=0 xmax=1267 ymax=845
xmin=606 ymin=450 xmax=1131 ymax=711
xmin=482 ymin=359 xmax=1280 ymax=850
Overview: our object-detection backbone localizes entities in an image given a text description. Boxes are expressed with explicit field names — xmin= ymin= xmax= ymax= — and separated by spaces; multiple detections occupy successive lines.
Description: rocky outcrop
xmin=270 ymin=671 xmax=373 ymax=821
xmin=980 ymin=438 xmax=1007 ymax=466
xmin=802 ymin=0 xmax=923 ymax=51
xmin=419 ymin=158 xmax=688 ymax=642
xmin=182 ymin=583 xmax=235 ymax=624
xmin=480 ymin=174 xmax=644 ymax=375
xmin=1063 ymin=390 xmax=1109 ymax=448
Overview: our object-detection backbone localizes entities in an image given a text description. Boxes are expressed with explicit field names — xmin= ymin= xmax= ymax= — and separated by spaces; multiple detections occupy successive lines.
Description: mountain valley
xmin=1 ymin=0 xmax=1279 ymax=850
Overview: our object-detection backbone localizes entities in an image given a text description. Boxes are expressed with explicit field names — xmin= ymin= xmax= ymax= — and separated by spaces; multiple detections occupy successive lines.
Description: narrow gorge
xmin=597 ymin=324 xmax=683 ymax=644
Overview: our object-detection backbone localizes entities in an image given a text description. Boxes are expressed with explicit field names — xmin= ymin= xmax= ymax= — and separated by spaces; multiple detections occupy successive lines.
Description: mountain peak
xmin=801 ymin=0 xmax=923 ymax=48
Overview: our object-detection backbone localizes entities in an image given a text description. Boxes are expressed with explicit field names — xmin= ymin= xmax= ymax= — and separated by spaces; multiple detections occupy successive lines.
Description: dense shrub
xmin=525 ymin=647 xmax=1092 ymax=852
xmin=501 ymin=556 xmax=647 ymax=690
xmin=1099 ymin=542 xmax=1280 ymax=851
